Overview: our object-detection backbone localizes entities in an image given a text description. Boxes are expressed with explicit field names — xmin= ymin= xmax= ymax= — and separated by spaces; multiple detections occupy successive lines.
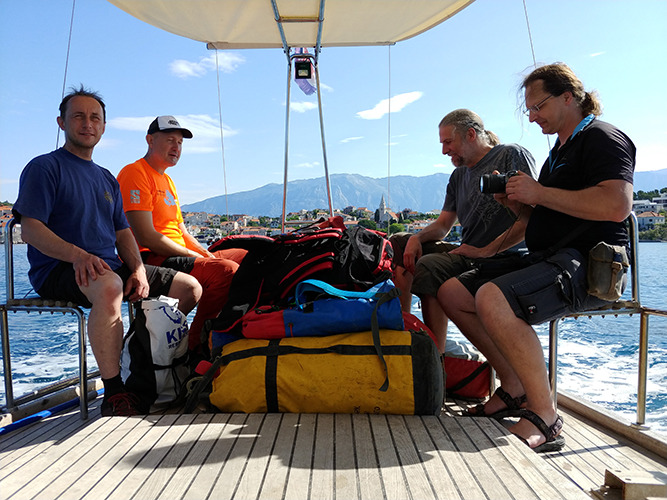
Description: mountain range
xmin=181 ymin=169 xmax=667 ymax=217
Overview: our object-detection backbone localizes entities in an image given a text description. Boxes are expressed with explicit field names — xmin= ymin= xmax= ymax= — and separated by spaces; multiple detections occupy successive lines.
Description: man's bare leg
xmin=421 ymin=295 xmax=447 ymax=353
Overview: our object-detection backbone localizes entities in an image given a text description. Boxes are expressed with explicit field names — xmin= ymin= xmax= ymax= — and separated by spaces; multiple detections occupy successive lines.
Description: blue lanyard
xmin=548 ymin=114 xmax=595 ymax=173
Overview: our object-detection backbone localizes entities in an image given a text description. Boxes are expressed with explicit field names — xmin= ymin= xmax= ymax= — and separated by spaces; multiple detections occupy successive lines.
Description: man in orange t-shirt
xmin=117 ymin=116 xmax=245 ymax=355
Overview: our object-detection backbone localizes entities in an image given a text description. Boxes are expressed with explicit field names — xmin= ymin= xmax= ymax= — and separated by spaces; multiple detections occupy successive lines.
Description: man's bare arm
xmin=125 ymin=210 xmax=200 ymax=258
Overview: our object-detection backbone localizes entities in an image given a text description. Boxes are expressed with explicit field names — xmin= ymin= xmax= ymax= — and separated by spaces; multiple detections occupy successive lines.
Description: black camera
xmin=480 ymin=170 xmax=519 ymax=194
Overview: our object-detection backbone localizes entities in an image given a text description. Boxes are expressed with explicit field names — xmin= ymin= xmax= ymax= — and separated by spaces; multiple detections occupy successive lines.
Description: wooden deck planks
xmin=386 ymin=414 xmax=437 ymax=499
xmin=2 ymin=401 xmax=666 ymax=500
xmin=421 ymin=416 xmax=486 ymax=499
xmin=258 ymin=413 xmax=299 ymax=500
xmin=352 ymin=413 xmax=385 ymax=499
xmin=542 ymin=406 xmax=667 ymax=496
xmin=183 ymin=413 xmax=249 ymax=498
xmin=333 ymin=414 xmax=360 ymax=500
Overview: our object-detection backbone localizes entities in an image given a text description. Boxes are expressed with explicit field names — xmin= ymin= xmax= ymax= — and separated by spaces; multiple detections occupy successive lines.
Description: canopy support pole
xmin=274 ymin=0 xmax=333 ymax=232
xmin=281 ymin=56 xmax=293 ymax=233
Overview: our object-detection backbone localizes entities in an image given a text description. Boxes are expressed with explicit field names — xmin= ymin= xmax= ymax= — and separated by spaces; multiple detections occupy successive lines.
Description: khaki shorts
xmin=389 ymin=232 xmax=474 ymax=297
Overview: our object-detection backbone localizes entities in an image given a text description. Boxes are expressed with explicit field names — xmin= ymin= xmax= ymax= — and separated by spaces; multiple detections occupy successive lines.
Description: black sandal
xmin=515 ymin=409 xmax=565 ymax=453
xmin=463 ymin=387 xmax=527 ymax=419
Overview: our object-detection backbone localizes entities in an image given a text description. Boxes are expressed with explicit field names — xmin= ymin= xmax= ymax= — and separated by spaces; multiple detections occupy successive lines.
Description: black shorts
xmin=457 ymin=248 xmax=610 ymax=325
xmin=141 ymin=252 xmax=196 ymax=273
xmin=37 ymin=262 xmax=177 ymax=308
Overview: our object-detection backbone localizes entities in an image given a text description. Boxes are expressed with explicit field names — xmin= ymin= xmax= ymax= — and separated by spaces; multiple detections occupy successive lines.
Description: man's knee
xmin=475 ymin=282 xmax=508 ymax=321
xmin=191 ymin=258 xmax=239 ymax=287
xmin=412 ymin=254 xmax=445 ymax=296
xmin=170 ymin=272 xmax=202 ymax=310
xmin=82 ymin=272 xmax=124 ymax=307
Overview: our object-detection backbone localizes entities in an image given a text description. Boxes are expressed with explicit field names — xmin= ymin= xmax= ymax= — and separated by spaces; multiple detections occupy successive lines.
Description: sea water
xmin=1 ymin=243 xmax=666 ymax=436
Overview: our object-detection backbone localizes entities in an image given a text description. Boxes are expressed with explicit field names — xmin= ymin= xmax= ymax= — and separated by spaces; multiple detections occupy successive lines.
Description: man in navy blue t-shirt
xmin=13 ymin=86 xmax=202 ymax=416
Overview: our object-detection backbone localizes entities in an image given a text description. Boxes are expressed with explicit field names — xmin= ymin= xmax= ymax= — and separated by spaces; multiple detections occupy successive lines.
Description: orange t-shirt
xmin=117 ymin=158 xmax=185 ymax=252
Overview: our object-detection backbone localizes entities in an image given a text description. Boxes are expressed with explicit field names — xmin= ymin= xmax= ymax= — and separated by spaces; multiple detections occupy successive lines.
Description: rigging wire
xmin=57 ymin=0 xmax=76 ymax=149
xmin=386 ymin=44 xmax=392 ymax=235
xmin=521 ymin=0 xmax=551 ymax=149
xmin=522 ymin=0 xmax=538 ymax=68
xmin=215 ymin=50 xmax=230 ymax=224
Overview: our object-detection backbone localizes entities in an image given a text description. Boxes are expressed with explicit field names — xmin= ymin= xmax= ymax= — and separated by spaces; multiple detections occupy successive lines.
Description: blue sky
xmin=1 ymin=0 xmax=666 ymax=207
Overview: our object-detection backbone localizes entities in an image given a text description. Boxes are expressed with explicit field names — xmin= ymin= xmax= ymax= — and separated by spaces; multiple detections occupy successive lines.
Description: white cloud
xmin=169 ymin=53 xmax=245 ymax=79
xmin=295 ymin=161 xmax=320 ymax=169
xmin=357 ymin=91 xmax=423 ymax=120
xmin=290 ymin=102 xmax=318 ymax=113
xmin=590 ymin=52 xmax=606 ymax=58
xmin=636 ymin=142 xmax=667 ymax=172
xmin=341 ymin=136 xmax=363 ymax=143
xmin=108 ymin=114 xmax=238 ymax=154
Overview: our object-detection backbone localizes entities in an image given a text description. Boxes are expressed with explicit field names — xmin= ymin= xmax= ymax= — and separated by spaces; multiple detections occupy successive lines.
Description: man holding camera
xmin=439 ymin=63 xmax=635 ymax=452
xmin=390 ymin=109 xmax=535 ymax=353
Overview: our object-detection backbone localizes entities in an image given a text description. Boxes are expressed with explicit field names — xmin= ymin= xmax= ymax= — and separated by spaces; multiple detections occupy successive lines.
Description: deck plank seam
xmin=208 ymin=412 xmax=257 ymax=499
xmin=399 ymin=415 xmax=440 ymax=499
xmin=428 ymin=415 xmax=486 ymax=499
xmin=277 ymin=413 xmax=301 ymax=500
xmin=251 ymin=412 xmax=285 ymax=500
xmin=462 ymin=417 xmax=535 ymax=499
xmin=152 ymin=413 xmax=219 ymax=500
xmin=443 ymin=418 xmax=513 ymax=499
xmin=53 ymin=416 xmax=153 ymax=500
xmin=367 ymin=414 xmax=389 ymax=500
xmin=124 ymin=414 xmax=193 ymax=500
xmin=1 ymin=409 xmax=128 ymax=497
xmin=347 ymin=414 xmax=363 ymax=500
xmin=227 ymin=413 xmax=266 ymax=500
xmin=150 ymin=413 xmax=214 ymax=500
xmin=478 ymin=417 xmax=579 ymax=499
xmin=415 ymin=416 xmax=466 ymax=499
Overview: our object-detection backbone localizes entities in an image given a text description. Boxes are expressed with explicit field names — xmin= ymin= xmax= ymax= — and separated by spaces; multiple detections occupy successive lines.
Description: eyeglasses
xmin=524 ymin=94 xmax=553 ymax=115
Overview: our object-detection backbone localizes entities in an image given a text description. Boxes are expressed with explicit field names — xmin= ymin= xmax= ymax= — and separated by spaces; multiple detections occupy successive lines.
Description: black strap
xmin=265 ymin=340 xmax=280 ymax=412
xmin=183 ymin=355 xmax=227 ymax=413
xmin=370 ymin=287 xmax=401 ymax=392
xmin=445 ymin=361 xmax=490 ymax=395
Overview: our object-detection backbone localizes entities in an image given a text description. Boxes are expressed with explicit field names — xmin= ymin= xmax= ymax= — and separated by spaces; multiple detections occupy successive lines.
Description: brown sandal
xmin=515 ymin=410 xmax=565 ymax=453
xmin=463 ymin=387 xmax=526 ymax=419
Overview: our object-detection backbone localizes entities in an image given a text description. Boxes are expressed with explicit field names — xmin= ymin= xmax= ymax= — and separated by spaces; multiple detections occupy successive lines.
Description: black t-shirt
xmin=525 ymin=118 xmax=635 ymax=254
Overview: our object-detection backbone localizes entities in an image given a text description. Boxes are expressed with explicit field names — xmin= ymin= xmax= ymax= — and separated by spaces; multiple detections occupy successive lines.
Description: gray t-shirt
xmin=442 ymin=144 xmax=536 ymax=248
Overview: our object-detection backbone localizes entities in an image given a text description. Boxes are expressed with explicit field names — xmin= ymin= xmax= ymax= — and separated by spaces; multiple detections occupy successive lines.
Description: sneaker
xmin=100 ymin=391 xmax=143 ymax=417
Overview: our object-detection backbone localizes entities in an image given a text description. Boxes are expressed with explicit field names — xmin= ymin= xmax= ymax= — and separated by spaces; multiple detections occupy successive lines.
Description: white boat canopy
xmin=105 ymin=0 xmax=475 ymax=228
xmin=106 ymin=0 xmax=475 ymax=49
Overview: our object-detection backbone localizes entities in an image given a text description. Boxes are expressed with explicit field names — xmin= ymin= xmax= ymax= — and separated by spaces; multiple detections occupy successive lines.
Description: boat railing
xmin=1 ymin=218 xmax=93 ymax=420
xmin=548 ymin=211 xmax=667 ymax=431
xmin=2 ymin=213 xmax=666 ymax=434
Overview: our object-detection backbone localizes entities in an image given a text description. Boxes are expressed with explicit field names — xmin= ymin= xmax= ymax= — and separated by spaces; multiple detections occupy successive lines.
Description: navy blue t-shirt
xmin=525 ymin=118 xmax=635 ymax=254
xmin=13 ymin=148 xmax=128 ymax=292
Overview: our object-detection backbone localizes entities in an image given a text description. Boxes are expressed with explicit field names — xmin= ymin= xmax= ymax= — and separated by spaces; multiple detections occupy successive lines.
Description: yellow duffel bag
xmin=208 ymin=329 xmax=443 ymax=415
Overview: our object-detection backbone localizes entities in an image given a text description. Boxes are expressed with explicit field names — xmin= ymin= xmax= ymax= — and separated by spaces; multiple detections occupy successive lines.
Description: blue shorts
xmin=457 ymin=248 xmax=611 ymax=325
xmin=37 ymin=262 xmax=177 ymax=308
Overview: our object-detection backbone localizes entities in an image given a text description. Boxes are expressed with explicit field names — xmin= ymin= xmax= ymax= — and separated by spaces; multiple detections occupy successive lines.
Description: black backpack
xmin=206 ymin=217 xmax=393 ymax=336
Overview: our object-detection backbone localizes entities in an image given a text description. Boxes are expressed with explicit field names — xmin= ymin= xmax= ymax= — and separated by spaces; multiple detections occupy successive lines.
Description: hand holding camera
xmin=480 ymin=170 xmax=519 ymax=194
